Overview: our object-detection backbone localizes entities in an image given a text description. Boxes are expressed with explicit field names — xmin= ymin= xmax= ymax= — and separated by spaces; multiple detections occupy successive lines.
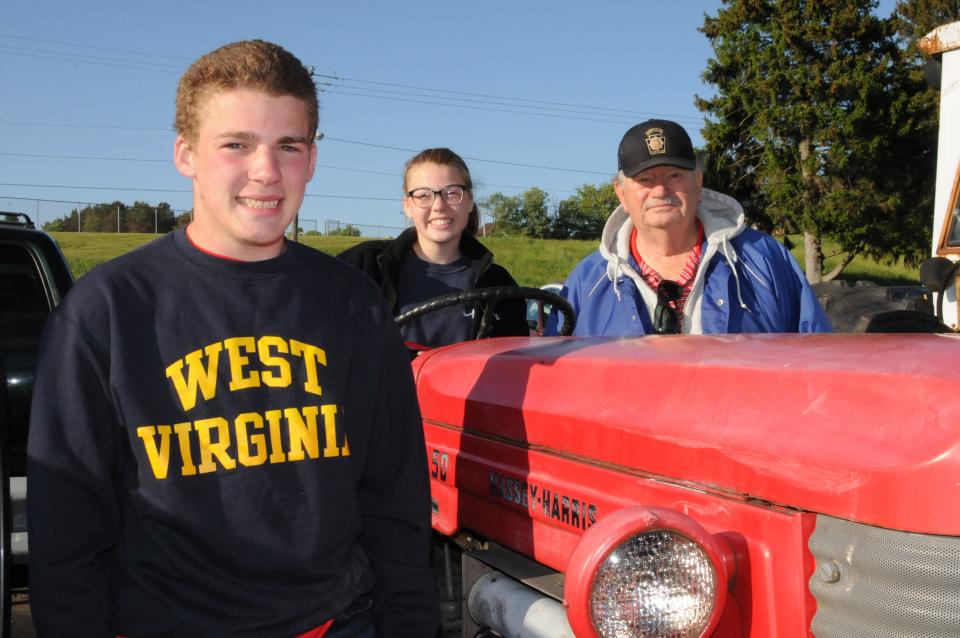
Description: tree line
xmin=481 ymin=184 xmax=620 ymax=240
xmin=42 ymin=201 xmax=190 ymax=234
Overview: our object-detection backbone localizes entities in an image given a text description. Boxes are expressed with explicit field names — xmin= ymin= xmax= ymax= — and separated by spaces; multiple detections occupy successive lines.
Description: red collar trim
xmin=184 ymin=226 xmax=247 ymax=263
xmin=629 ymin=220 xmax=704 ymax=288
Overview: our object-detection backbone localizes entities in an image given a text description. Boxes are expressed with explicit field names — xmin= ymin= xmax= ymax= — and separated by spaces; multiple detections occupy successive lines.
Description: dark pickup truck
xmin=0 ymin=213 xmax=72 ymax=634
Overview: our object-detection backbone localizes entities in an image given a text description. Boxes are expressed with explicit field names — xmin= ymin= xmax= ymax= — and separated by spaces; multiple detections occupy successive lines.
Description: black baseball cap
xmin=618 ymin=119 xmax=696 ymax=176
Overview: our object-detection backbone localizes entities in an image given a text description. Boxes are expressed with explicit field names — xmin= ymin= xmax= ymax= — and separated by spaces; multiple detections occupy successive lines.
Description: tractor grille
xmin=809 ymin=515 xmax=960 ymax=637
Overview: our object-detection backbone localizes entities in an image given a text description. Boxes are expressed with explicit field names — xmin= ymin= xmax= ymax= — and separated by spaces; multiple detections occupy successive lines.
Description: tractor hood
xmin=413 ymin=333 xmax=960 ymax=536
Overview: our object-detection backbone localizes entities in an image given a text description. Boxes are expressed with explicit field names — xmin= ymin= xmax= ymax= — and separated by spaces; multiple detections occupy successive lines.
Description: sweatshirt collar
xmin=170 ymin=227 xmax=298 ymax=277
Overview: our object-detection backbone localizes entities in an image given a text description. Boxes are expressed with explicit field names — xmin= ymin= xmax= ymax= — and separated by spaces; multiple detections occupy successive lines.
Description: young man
xmin=27 ymin=40 xmax=438 ymax=637
xmin=553 ymin=119 xmax=831 ymax=336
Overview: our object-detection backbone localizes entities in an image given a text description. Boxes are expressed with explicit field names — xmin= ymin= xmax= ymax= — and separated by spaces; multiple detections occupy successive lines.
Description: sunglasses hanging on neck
xmin=653 ymin=280 xmax=682 ymax=334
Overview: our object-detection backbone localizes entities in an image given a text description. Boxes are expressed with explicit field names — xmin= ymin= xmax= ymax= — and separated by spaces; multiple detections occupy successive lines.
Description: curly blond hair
xmin=175 ymin=40 xmax=318 ymax=143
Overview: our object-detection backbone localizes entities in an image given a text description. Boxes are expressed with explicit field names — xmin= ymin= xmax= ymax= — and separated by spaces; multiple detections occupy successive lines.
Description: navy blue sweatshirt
xmin=27 ymin=229 xmax=438 ymax=637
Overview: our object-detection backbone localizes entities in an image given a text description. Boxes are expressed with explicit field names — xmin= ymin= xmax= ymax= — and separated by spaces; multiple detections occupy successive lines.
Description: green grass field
xmin=52 ymin=231 xmax=920 ymax=287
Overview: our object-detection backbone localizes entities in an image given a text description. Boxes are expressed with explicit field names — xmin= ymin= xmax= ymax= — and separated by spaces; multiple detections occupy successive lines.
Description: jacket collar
xmin=599 ymin=189 xmax=745 ymax=260
xmin=379 ymin=227 xmax=493 ymax=276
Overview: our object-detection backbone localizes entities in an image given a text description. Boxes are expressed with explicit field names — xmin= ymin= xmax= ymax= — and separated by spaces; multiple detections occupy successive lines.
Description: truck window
xmin=937 ymin=163 xmax=960 ymax=253
xmin=0 ymin=244 xmax=49 ymax=340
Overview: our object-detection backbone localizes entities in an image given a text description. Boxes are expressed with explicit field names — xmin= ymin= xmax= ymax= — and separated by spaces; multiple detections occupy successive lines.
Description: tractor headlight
xmin=591 ymin=530 xmax=716 ymax=637
xmin=565 ymin=507 xmax=729 ymax=638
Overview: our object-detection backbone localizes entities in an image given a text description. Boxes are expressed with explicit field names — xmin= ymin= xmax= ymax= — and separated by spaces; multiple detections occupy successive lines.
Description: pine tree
xmin=698 ymin=0 xmax=932 ymax=282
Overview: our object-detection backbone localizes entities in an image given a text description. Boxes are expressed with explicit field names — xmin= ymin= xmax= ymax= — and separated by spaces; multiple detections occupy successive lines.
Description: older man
xmin=553 ymin=119 xmax=831 ymax=336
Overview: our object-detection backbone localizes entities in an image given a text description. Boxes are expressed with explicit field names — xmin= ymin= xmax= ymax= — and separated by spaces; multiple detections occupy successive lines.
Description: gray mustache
xmin=644 ymin=197 xmax=682 ymax=209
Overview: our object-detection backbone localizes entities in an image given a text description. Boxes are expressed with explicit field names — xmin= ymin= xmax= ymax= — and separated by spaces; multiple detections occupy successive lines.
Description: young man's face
xmin=174 ymin=88 xmax=317 ymax=261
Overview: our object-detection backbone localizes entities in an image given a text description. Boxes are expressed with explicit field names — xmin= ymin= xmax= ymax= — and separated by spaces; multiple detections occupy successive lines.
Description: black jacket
xmin=338 ymin=228 xmax=529 ymax=339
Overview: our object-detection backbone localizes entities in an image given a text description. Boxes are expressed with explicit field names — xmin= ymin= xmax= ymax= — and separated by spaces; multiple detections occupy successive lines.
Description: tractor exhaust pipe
xmin=467 ymin=571 xmax=575 ymax=638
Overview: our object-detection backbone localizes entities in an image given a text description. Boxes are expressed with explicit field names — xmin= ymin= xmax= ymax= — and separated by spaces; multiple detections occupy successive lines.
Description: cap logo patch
xmin=644 ymin=128 xmax=666 ymax=155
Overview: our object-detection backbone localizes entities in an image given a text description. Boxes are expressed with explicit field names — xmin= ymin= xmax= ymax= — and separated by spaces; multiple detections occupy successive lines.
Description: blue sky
xmin=1 ymin=0 xmax=899 ymax=234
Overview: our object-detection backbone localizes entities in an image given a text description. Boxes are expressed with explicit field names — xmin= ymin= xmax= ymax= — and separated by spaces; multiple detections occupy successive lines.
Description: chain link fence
xmin=1 ymin=197 xmax=405 ymax=239
xmin=0 ymin=196 xmax=191 ymax=234
xmin=317 ymin=219 xmax=402 ymax=239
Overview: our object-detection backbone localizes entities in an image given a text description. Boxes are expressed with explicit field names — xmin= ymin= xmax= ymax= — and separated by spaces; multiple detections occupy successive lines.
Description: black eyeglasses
xmin=653 ymin=280 xmax=682 ymax=334
xmin=406 ymin=184 xmax=469 ymax=208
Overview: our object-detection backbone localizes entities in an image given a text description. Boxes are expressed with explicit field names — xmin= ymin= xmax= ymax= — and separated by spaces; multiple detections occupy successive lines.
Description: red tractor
xmin=413 ymin=21 xmax=960 ymax=638
xmin=416 ymin=332 xmax=960 ymax=637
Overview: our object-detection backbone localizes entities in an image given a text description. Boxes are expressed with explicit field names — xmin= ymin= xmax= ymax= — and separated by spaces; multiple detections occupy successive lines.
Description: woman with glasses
xmin=338 ymin=147 xmax=529 ymax=349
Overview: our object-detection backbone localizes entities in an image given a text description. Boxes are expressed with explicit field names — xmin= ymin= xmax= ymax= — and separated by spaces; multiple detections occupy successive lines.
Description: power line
xmin=0 ymin=37 xmax=702 ymax=127
xmin=0 ymin=181 xmax=568 ymax=202
xmin=0 ymin=151 xmax=166 ymax=163
xmin=0 ymin=182 xmax=394 ymax=201
xmin=0 ymin=47 xmax=181 ymax=75
xmin=323 ymin=88 xmax=644 ymax=126
xmin=0 ymin=121 xmax=167 ymax=132
xmin=0 ymin=33 xmax=193 ymax=61
xmin=0 ymin=122 xmax=611 ymax=176
xmin=316 ymin=163 xmax=396 ymax=177
xmin=0 ymin=182 xmax=191 ymax=193
xmin=0 ymin=34 xmax=701 ymax=124
xmin=312 ymin=163 xmax=573 ymax=193
xmin=305 ymin=194 xmax=396 ymax=201
xmin=0 ymin=153 xmax=575 ymax=192
xmin=322 ymin=84 xmax=642 ymax=123
xmin=316 ymin=73 xmax=703 ymax=122
xmin=0 ymin=44 xmax=183 ymax=71
xmin=324 ymin=137 xmax=611 ymax=176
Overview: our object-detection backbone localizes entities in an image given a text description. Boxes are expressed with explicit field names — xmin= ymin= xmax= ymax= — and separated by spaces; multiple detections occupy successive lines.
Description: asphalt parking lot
xmin=12 ymin=591 xmax=34 ymax=638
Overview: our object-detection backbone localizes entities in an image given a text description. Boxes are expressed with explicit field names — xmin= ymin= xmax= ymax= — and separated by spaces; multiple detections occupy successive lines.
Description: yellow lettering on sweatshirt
xmin=258 ymin=336 xmax=292 ymax=388
xmin=195 ymin=417 xmax=237 ymax=474
xmin=224 ymin=337 xmax=259 ymax=392
xmin=290 ymin=339 xmax=326 ymax=396
xmin=236 ymin=412 xmax=267 ymax=467
xmin=137 ymin=425 xmax=172 ymax=480
xmin=265 ymin=409 xmax=287 ymax=464
xmin=286 ymin=406 xmax=320 ymax=461
xmin=136 ymin=404 xmax=345 ymax=480
xmin=174 ymin=421 xmax=197 ymax=476
xmin=165 ymin=343 xmax=223 ymax=411
xmin=321 ymin=404 xmax=347 ymax=457
xmin=165 ymin=337 xmax=327 ymax=410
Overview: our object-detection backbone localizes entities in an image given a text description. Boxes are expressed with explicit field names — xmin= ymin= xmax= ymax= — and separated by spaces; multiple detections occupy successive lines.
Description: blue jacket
xmin=550 ymin=189 xmax=832 ymax=336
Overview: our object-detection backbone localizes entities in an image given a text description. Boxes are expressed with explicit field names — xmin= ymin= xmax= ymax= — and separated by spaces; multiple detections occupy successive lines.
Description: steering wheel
xmin=395 ymin=285 xmax=576 ymax=338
